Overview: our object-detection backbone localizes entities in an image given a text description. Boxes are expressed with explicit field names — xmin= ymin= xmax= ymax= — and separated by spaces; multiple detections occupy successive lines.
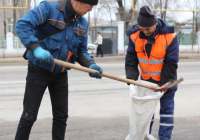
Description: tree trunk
xmin=163 ymin=0 xmax=168 ymax=21
xmin=28 ymin=0 xmax=31 ymax=10
xmin=108 ymin=6 xmax=113 ymax=38
xmin=116 ymin=0 xmax=138 ymax=30
xmin=2 ymin=0 xmax=6 ymax=36
xmin=116 ymin=0 xmax=124 ymax=21
xmin=13 ymin=0 xmax=19 ymax=35
xmin=160 ymin=0 xmax=164 ymax=19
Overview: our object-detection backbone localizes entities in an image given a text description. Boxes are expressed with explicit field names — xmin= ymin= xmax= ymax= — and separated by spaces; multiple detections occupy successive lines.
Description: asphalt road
xmin=0 ymin=58 xmax=200 ymax=140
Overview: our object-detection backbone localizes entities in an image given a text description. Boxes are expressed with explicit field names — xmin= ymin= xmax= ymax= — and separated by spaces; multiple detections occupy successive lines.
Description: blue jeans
xmin=15 ymin=62 xmax=68 ymax=140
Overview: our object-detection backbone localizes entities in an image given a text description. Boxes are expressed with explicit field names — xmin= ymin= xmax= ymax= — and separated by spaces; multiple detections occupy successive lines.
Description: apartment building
xmin=0 ymin=0 xmax=30 ymax=37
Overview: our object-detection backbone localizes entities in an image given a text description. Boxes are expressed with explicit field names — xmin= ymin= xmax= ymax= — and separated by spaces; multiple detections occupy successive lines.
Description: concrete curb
xmin=0 ymin=58 xmax=26 ymax=62
xmin=0 ymin=54 xmax=199 ymax=63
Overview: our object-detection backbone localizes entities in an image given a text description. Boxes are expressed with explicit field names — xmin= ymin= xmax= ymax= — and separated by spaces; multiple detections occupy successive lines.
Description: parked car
xmin=87 ymin=36 xmax=97 ymax=57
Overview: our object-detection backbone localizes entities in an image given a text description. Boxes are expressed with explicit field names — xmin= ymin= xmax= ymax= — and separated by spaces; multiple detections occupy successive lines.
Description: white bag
xmin=125 ymin=81 xmax=164 ymax=140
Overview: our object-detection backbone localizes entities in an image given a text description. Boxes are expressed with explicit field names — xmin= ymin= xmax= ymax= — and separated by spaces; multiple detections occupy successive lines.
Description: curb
xmin=0 ymin=58 xmax=26 ymax=62
xmin=0 ymin=55 xmax=199 ymax=63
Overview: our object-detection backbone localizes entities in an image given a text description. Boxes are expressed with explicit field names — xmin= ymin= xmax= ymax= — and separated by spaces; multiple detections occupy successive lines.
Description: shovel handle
xmin=54 ymin=59 xmax=183 ymax=91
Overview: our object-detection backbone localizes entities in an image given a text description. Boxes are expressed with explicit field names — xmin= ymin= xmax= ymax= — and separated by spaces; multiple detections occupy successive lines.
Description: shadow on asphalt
xmin=0 ymin=116 xmax=200 ymax=140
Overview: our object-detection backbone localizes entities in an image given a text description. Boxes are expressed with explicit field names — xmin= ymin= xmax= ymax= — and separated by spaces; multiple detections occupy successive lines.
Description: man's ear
xmin=73 ymin=0 xmax=82 ymax=6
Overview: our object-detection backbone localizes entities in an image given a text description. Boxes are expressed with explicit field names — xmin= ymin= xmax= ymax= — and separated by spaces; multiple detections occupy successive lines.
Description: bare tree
xmin=13 ymin=0 xmax=19 ymax=35
xmin=160 ymin=0 xmax=163 ymax=18
xmin=186 ymin=0 xmax=199 ymax=32
xmin=93 ymin=0 xmax=138 ymax=30
xmin=160 ymin=0 xmax=169 ymax=21
xmin=116 ymin=0 xmax=138 ymax=30
xmin=93 ymin=6 xmax=100 ymax=35
xmin=0 ymin=1 xmax=6 ymax=36
xmin=100 ymin=0 xmax=116 ymax=38
xmin=2 ymin=0 xmax=7 ymax=36
xmin=183 ymin=0 xmax=199 ymax=49
xmin=138 ymin=0 xmax=186 ymax=22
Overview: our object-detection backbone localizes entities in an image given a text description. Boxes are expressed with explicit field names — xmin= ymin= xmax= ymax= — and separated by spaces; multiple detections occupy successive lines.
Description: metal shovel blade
xmin=153 ymin=78 xmax=184 ymax=92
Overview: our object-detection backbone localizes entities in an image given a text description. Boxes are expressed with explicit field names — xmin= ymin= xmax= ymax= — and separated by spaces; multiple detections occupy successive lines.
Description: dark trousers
xmin=96 ymin=44 xmax=103 ymax=57
xmin=15 ymin=62 xmax=68 ymax=140
xmin=149 ymin=88 xmax=177 ymax=140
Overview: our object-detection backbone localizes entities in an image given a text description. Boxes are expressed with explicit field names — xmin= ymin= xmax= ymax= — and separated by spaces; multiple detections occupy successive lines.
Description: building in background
xmin=0 ymin=0 xmax=29 ymax=37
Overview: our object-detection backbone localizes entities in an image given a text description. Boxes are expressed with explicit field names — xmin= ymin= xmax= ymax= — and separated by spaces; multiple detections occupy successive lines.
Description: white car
xmin=87 ymin=36 xmax=97 ymax=56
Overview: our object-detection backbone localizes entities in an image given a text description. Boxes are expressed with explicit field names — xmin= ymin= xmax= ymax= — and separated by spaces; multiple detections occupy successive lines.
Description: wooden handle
xmin=54 ymin=59 xmax=154 ymax=89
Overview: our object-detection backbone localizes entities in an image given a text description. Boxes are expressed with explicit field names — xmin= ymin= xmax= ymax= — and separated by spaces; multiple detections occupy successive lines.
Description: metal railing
xmin=178 ymin=34 xmax=198 ymax=45
xmin=0 ymin=36 xmax=6 ymax=49
xmin=124 ymin=34 xmax=198 ymax=46
xmin=13 ymin=36 xmax=24 ymax=48
xmin=89 ymin=26 xmax=118 ymax=43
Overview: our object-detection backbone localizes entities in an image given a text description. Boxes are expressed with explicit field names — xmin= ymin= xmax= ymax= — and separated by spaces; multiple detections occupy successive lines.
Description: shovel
xmin=54 ymin=59 xmax=184 ymax=92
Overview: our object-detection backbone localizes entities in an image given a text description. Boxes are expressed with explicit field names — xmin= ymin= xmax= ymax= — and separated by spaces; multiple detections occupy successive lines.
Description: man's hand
xmin=33 ymin=47 xmax=54 ymax=64
xmin=89 ymin=64 xmax=103 ymax=79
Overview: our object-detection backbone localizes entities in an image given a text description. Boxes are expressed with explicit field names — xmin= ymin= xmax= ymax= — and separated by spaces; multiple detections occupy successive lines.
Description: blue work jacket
xmin=15 ymin=0 xmax=94 ymax=74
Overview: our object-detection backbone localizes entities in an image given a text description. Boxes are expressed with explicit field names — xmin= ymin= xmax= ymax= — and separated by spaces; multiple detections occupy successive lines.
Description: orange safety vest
xmin=130 ymin=30 xmax=176 ymax=81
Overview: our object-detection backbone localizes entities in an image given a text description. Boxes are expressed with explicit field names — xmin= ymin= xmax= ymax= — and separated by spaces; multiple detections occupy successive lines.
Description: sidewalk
xmin=0 ymin=51 xmax=199 ymax=63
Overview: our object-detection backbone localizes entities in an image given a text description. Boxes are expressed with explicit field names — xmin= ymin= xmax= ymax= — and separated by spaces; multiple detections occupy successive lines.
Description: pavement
xmin=0 ymin=50 xmax=200 ymax=63
xmin=0 ymin=53 xmax=200 ymax=140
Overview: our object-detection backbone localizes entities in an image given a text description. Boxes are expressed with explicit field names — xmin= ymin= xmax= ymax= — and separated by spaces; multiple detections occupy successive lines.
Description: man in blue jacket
xmin=15 ymin=0 xmax=103 ymax=140
xmin=126 ymin=6 xmax=179 ymax=140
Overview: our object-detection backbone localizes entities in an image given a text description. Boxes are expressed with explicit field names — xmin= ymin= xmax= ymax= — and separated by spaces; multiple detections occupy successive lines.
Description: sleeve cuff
xmin=28 ymin=42 xmax=40 ymax=52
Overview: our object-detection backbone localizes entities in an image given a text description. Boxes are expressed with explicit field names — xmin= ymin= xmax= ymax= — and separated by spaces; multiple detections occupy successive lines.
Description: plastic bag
xmin=125 ymin=81 xmax=164 ymax=140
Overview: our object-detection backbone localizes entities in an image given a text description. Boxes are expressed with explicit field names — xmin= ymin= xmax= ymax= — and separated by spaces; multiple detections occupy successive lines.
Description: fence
xmin=0 ymin=36 xmax=6 ymax=49
xmin=88 ymin=26 xmax=118 ymax=54
xmin=0 ymin=33 xmax=26 ymax=58
xmin=124 ymin=34 xmax=199 ymax=46
xmin=13 ymin=36 xmax=24 ymax=48
xmin=0 ymin=36 xmax=25 ymax=49
xmin=88 ymin=26 xmax=118 ymax=43
xmin=178 ymin=34 xmax=198 ymax=45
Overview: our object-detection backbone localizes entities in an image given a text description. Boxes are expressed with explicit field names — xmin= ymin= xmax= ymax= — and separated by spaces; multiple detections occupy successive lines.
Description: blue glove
xmin=33 ymin=47 xmax=54 ymax=64
xmin=89 ymin=64 xmax=103 ymax=79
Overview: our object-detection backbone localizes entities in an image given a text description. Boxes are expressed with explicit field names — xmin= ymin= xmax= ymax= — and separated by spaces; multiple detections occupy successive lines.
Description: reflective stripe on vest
xmin=130 ymin=30 xmax=176 ymax=81
xmin=141 ymin=69 xmax=161 ymax=76
xmin=138 ymin=58 xmax=164 ymax=64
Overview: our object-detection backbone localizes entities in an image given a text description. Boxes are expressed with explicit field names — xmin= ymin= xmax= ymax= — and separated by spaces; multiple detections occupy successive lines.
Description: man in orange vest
xmin=125 ymin=6 xmax=179 ymax=140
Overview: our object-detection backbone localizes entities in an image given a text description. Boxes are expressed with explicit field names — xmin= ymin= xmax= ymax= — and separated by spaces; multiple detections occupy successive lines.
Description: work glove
xmin=89 ymin=64 xmax=103 ymax=79
xmin=33 ymin=47 xmax=54 ymax=64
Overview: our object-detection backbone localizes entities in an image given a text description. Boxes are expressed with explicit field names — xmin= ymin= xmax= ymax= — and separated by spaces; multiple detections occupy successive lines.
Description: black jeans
xmin=15 ymin=62 xmax=68 ymax=140
xmin=96 ymin=44 xmax=103 ymax=57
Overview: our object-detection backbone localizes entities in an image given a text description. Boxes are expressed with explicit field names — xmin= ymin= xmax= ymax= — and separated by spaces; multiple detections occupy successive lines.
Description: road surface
xmin=0 ymin=58 xmax=200 ymax=140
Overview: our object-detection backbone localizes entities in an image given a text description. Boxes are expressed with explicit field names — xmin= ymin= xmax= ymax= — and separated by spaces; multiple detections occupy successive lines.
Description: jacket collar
xmin=56 ymin=0 xmax=79 ymax=22
xmin=56 ymin=0 xmax=67 ymax=11
xmin=66 ymin=0 xmax=76 ymax=15
xmin=56 ymin=0 xmax=76 ymax=14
